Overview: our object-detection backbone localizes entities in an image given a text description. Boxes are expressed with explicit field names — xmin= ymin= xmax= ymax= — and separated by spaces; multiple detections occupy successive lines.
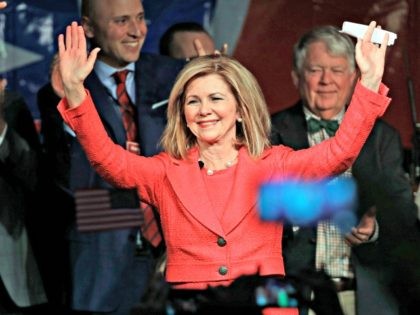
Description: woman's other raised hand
xmin=355 ymin=21 xmax=389 ymax=92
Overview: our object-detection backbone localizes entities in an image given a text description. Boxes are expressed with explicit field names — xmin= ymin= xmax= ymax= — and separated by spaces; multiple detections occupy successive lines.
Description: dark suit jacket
xmin=4 ymin=91 xmax=41 ymax=154
xmin=0 ymin=92 xmax=46 ymax=307
xmin=271 ymin=101 xmax=419 ymax=315
xmin=38 ymin=53 xmax=184 ymax=312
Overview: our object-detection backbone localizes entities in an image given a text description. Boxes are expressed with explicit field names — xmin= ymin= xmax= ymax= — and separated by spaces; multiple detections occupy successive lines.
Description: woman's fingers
xmin=78 ymin=24 xmax=86 ymax=52
xmin=72 ymin=21 xmax=79 ymax=50
xmin=58 ymin=34 xmax=64 ymax=55
xmin=87 ymin=47 xmax=101 ymax=71
xmin=380 ymin=32 xmax=389 ymax=52
xmin=65 ymin=24 xmax=72 ymax=51
xmin=363 ymin=21 xmax=376 ymax=43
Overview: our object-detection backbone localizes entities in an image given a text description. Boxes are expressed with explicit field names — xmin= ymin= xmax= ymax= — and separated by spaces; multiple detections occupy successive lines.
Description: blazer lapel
xmin=222 ymin=148 xmax=263 ymax=234
xmin=166 ymin=148 xmax=269 ymax=236
xmin=166 ymin=148 xmax=225 ymax=236
xmin=274 ymin=101 xmax=310 ymax=150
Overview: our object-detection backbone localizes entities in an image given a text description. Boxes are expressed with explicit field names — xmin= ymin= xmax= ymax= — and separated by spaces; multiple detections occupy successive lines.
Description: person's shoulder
xmin=4 ymin=126 xmax=31 ymax=151
xmin=37 ymin=81 xmax=54 ymax=95
xmin=371 ymin=118 xmax=401 ymax=139
xmin=138 ymin=52 xmax=186 ymax=68
xmin=137 ymin=52 xmax=186 ymax=81
xmin=360 ymin=119 xmax=403 ymax=155
xmin=373 ymin=118 xmax=397 ymax=132
xmin=4 ymin=89 xmax=25 ymax=106
xmin=3 ymin=90 xmax=30 ymax=116
xmin=271 ymin=101 xmax=303 ymax=123
xmin=37 ymin=82 xmax=60 ymax=106
xmin=136 ymin=53 xmax=186 ymax=86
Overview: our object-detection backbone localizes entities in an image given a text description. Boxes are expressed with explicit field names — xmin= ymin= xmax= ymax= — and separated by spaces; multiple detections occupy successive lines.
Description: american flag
xmin=75 ymin=189 xmax=143 ymax=232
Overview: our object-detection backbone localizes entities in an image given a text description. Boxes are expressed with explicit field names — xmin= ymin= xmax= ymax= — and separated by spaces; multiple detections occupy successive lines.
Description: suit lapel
xmin=274 ymin=101 xmax=310 ymax=150
xmin=222 ymin=148 xmax=262 ymax=234
xmin=134 ymin=56 xmax=174 ymax=156
xmin=85 ymin=73 xmax=127 ymax=146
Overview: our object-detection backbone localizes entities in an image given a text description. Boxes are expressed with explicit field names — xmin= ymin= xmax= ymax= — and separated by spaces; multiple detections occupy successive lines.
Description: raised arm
xmin=57 ymin=22 xmax=100 ymax=108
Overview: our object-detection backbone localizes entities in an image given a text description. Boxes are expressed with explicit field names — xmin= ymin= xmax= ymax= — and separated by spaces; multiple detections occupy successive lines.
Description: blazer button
xmin=217 ymin=237 xmax=227 ymax=247
xmin=218 ymin=266 xmax=228 ymax=276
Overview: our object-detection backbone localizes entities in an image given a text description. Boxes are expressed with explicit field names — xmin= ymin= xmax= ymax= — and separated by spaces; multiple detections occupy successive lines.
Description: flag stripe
xmin=77 ymin=212 xmax=142 ymax=224
xmin=78 ymin=220 xmax=143 ymax=232
xmin=75 ymin=190 xmax=109 ymax=198
xmin=75 ymin=189 xmax=143 ymax=232
xmin=76 ymin=208 xmax=142 ymax=218
xmin=77 ymin=202 xmax=112 ymax=211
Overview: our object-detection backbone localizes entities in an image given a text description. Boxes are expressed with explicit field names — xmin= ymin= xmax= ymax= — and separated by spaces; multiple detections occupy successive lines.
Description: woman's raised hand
xmin=57 ymin=21 xmax=100 ymax=108
xmin=355 ymin=21 xmax=389 ymax=92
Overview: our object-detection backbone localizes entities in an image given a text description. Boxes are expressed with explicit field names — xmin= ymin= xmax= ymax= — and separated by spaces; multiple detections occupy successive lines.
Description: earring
xmin=237 ymin=117 xmax=243 ymax=123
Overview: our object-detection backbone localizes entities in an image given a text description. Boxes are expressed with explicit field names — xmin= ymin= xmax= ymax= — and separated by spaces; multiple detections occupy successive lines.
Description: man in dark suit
xmin=37 ymin=0 xmax=184 ymax=314
xmin=271 ymin=26 xmax=419 ymax=315
xmin=0 ymin=79 xmax=49 ymax=314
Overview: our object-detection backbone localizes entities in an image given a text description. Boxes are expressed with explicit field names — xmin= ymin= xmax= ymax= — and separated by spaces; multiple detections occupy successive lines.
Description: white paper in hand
xmin=340 ymin=21 xmax=397 ymax=46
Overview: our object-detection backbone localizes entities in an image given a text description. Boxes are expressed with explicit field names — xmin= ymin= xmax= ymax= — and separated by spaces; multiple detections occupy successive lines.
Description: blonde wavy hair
xmin=161 ymin=55 xmax=271 ymax=159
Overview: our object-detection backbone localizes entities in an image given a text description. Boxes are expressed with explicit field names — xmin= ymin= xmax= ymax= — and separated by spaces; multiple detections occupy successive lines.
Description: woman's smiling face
xmin=183 ymin=73 xmax=240 ymax=145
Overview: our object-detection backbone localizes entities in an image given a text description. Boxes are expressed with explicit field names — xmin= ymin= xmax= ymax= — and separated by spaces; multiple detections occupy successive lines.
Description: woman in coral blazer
xmin=57 ymin=21 xmax=389 ymax=298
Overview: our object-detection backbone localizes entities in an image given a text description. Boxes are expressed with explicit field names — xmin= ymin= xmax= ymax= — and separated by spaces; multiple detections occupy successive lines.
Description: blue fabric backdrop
xmin=142 ymin=0 xmax=215 ymax=53
xmin=1 ymin=0 xmax=214 ymax=121
xmin=1 ymin=0 xmax=79 ymax=119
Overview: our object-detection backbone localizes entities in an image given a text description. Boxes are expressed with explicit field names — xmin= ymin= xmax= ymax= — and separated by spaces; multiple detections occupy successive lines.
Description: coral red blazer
xmin=59 ymin=82 xmax=390 ymax=290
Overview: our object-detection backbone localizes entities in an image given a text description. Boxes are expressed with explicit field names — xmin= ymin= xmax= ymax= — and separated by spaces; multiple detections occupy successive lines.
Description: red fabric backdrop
xmin=233 ymin=0 xmax=419 ymax=150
